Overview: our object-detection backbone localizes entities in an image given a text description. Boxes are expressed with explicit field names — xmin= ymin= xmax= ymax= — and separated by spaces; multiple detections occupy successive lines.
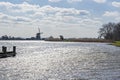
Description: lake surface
xmin=0 ymin=41 xmax=120 ymax=80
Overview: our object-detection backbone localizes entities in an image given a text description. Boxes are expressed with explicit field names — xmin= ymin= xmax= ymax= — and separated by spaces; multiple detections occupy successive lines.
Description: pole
xmin=2 ymin=46 xmax=5 ymax=53
xmin=13 ymin=46 xmax=16 ymax=56
xmin=2 ymin=46 xmax=7 ymax=53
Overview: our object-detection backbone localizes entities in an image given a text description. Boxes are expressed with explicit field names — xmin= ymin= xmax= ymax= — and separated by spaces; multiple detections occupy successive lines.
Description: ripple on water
xmin=0 ymin=41 xmax=120 ymax=80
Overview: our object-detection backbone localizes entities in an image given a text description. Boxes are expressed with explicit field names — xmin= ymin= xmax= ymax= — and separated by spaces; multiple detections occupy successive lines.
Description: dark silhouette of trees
xmin=113 ymin=22 xmax=120 ymax=40
xmin=99 ymin=22 xmax=120 ymax=41
xmin=59 ymin=35 xmax=64 ymax=40
xmin=1 ymin=35 xmax=9 ymax=40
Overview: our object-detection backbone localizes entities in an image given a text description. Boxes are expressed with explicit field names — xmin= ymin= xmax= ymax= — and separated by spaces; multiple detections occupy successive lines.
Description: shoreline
xmin=112 ymin=41 xmax=120 ymax=47
xmin=45 ymin=39 xmax=113 ymax=43
xmin=0 ymin=39 xmax=113 ymax=43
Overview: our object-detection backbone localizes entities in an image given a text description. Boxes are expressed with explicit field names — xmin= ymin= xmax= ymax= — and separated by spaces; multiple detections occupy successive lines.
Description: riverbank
xmin=45 ymin=38 xmax=113 ymax=43
xmin=112 ymin=41 xmax=120 ymax=47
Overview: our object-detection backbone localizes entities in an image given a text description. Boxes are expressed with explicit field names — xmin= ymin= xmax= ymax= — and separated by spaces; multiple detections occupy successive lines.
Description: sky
xmin=0 ymin=0 xmax=120 ymax=38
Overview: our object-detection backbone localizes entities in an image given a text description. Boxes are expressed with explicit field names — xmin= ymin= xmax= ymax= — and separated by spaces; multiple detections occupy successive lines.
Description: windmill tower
xmin=36 ymin=28 xmax=43 ymax=40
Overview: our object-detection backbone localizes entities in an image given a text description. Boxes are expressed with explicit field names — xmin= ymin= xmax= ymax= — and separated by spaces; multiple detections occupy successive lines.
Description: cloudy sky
xmin=0 ymin=0 xmax=120 ymax=38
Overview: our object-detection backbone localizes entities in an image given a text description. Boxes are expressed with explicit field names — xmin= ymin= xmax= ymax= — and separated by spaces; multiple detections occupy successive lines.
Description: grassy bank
xmin=112 ymin=41 xmax=120 ymax=47
xmin=45 ymin=38 xmax=113 ymax=43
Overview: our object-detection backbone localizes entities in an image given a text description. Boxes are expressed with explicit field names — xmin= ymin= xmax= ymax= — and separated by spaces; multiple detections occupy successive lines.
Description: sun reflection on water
xmin=0 ymin=41 xmax=120 ymax=80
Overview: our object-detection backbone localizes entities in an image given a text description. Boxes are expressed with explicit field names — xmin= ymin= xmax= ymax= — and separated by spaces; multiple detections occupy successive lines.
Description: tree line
xmin=98 ymin=22 xmax=120 ymax=41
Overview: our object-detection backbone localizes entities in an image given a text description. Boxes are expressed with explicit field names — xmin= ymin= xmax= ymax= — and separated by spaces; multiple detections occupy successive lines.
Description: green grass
xmin=112 ymin=41 xmax=120 ymax=47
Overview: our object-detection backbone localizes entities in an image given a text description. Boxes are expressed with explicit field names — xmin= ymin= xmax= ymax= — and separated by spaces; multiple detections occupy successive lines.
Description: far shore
xmin=0 ymin=38 xmax=115 ymax=43
xmin=45 ymin=38 xmax=113 ymax=43
xmin=112 ymin=41 xmax=120 ymax=47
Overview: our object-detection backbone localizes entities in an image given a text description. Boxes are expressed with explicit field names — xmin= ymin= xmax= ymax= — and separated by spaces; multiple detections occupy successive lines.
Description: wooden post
xmin=13 ymin=46 xmax=16 ymax=53
xmin=2 ymin=46 xmax=5 ymax=52
xmin=1 ymin=46 xmax=7 ymax=57
xmin=2 ymin=46 xmax=7 ymax=53
xmin=13 ymin=46 xmax=16 ymax=56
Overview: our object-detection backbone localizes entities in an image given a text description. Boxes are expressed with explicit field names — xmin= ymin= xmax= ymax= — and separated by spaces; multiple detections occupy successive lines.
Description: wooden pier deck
xmin=0 ymin=46 xmax=16 ymax=58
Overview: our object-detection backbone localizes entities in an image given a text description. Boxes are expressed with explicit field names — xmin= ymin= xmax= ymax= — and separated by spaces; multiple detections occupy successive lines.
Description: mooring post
xmin=13 ymin=46 xmax=16 ymax=53
xmin=2 ymin=46 xmax=7 ymax=53
xmin=13 ymin=46 xmax=16 ymax=56
xmin=2 ymin=46 xmax=5 ymax=52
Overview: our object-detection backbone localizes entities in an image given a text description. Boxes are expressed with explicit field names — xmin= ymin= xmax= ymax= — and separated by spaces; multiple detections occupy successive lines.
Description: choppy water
xmin=0 ymin=41 xmax=120 ymax=80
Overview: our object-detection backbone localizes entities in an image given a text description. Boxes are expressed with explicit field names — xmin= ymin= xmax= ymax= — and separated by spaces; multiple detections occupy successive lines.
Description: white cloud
xmin=0 ymin=2 xmax=40 ymax=14
xmin=93 ymin=0 xmax=106 ymax=3
xmin=103 ymin=11 xmax=120 ymax=17
xmin=48 ymin=0 xmax=61 ymax=2
xmin=115 ymin=17 xmax=120 ymax=21
xmin=0 ymin=2 xmax=13 ymax=6
xmin=0 ymin=12 xmax=31 ymax=24
xmin=0 ymin=2 xmax=90 ymax=22
xmin=0 ymin=2 xmax=101 ymax=38
xmin=67 ymin=0 xmax=82 ymax=3
xmin=48 ymin=0 xmax=82 ymax=3
xmin=112 ymin=1 xmax=120 ymax=8
xmin=79 ymin=18 xmax=101 ymax=26
xmin=103 ymin=11 xmax=120 ymax=22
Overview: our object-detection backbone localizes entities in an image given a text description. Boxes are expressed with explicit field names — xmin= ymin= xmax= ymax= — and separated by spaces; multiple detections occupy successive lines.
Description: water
xmin=0 ymin=41 xmax=120 ymax=80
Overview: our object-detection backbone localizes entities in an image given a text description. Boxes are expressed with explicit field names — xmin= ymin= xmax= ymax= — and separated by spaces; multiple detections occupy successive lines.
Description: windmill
xmin=36 ymin=28 xmax=43 ymax=40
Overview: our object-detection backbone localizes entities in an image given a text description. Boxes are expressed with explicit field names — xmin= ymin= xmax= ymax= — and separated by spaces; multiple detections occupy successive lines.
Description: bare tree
xmin=114 ymin=22 xmax=120 ymax=40
xmin=98 ymin=22 xmax=115 ymax=40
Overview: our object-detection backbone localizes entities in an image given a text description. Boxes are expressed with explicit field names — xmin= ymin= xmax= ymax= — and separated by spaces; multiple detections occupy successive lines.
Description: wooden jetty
xmin=0 ymin=46 xmax=16 ymax=58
